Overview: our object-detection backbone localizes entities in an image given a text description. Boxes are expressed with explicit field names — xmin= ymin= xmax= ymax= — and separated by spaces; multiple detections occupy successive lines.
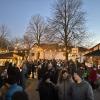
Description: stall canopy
xmin=85 ymin=50 xmax=100 ymax=56
xmin=0 ymin=52 xmax=25 ymax=59
xmin=0 ymin=52 xmax=13 ymax=59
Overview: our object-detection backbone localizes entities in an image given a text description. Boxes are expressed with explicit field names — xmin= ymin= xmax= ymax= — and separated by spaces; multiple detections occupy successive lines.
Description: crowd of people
xmin=36 ymin=59 xmax=96 ymax=100
xmin=0 ymin=61 xmax=29 ymax=100
xmin=0 ymin=59 xmax=100 ymax=100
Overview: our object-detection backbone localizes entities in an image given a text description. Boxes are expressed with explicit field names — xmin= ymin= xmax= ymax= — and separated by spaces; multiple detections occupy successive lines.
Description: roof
xmin=0 ymin=52 xmax=25 ymax=59
xmin=85 ymin=50 xmax=100 ymax=56
xmin=89 ymin=43 xmax=100 ymax=51
xmin=0 ymin=52 xmax=13 ymax=59
xmin=32 ymin=43 xmax=72 ymax=51
xmin=78 ymin=47 xmax=88 ymax=52
xmin=39 ymin=43 xmax=62 ymax=50
xmin=14 ymin=52 xmax=25 ymax=57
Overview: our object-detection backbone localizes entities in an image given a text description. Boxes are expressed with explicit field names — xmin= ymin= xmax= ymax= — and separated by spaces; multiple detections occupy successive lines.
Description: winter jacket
xmin=57 ymin=80 xmax=73 ymax=100
xmin=39 ymin=82 xmax=58 ymax=100
xmin=72 ymin=80 xmax=94 ymax=100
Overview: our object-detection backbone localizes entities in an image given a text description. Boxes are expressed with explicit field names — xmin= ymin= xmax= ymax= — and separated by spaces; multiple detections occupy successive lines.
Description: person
xmin=88 ymin=67 xmax=97 ymax=89
xmin=20 ymin=61 xmax=28 ymax=89
xmin=0 ymin=81 xmax=10 ymax=100
xmin=57 ymin=69 xmax=73 ymax=100
xmin=45 ymin=62 xmax=58 ymax=84
xmin=0 ymin=66 xmax=23 ymax=100
xmin=82 ymin=66 xmax=89 ymax=81
xmin=38 ymin=74 xmax=57 ymax=100
xmin=72 ymin=70 xmax=94 ymax=100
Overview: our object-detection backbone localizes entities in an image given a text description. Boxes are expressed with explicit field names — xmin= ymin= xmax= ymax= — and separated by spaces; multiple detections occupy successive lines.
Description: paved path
xmin=26 ymin=79 xmax=100 ymax=100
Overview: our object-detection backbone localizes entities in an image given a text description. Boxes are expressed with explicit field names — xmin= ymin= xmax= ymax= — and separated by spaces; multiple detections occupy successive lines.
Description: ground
xmin=25 ymin=79 xmax=100 ymax=100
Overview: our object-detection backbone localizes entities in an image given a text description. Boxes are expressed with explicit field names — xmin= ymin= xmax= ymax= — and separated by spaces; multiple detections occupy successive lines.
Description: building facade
xmin=30 ymin=44 xmax=87 ymax=62
xmin=85 ymin=43 xmax=100 ymax=67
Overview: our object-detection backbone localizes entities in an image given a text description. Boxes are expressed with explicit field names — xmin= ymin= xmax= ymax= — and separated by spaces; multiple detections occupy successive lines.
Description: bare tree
xmin=23 ymin=33 xmax=34 ymax=50
xmin=26 ymin=15 xmax=47 ymax=46
xmin=0 ymin=24 xmax=10 ymax=49
xmin=10 ymin=37 xmax=22 ymax=50
xmin=49 ymin=0 xmax=87 ymax=60
xmin=44 ymin=25 xmax=60 ymax=43
xmin=25 ymin=15 xmax=49 ymax=59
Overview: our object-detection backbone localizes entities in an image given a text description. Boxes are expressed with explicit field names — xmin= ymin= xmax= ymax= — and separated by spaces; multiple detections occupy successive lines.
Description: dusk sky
xmin=0 ymin=0 xmax=100 ymax=44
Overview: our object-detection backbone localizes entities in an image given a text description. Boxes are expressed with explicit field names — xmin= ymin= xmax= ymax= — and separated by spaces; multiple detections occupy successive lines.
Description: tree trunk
xmin=37 ymin=51 xmax=40 ymax=60
xmin=65 ymin=46 xmax=68 ymax=61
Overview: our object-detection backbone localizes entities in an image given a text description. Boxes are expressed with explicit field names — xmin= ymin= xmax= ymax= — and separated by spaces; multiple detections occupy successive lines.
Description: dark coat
xmin=39 ymin=82 xmax=58 ymax=100
xmin=46 ymin=69 xmax=58 ymax=84
xmin=72 ymin=81 xmax=94 ymax=100
xmin=57 ymin=80 xmax=73 ymax=100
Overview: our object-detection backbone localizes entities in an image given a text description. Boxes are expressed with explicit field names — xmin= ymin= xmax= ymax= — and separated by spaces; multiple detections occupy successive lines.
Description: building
xmin=0 ymin=49 xmax=26 ymax=66
xmin=85 ymin=43 xmax=100 ymax=67
xmin=30 ymin=43 xmax=87 ymax=62
xmin=30 ymin=43 xmax=66 ymax=60
xmin=71 ymin=47 xmax=87 ymax=62
xmin=0 ymin=43 xmax=90 ymax=66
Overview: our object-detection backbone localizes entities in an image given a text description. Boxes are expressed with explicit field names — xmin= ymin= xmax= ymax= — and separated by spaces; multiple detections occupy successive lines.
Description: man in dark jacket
xmin=72 ymin=71 xmax=94 ymax=100
xmin=38 ymin=74 xmax=58 ymax=100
